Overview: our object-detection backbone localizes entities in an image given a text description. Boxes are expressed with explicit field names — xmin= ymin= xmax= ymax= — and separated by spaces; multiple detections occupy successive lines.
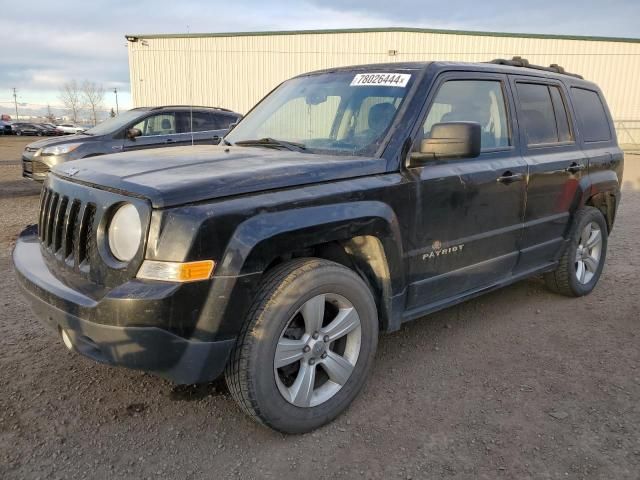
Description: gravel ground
xmin=1 ymin=136 xmax=639 ymax=479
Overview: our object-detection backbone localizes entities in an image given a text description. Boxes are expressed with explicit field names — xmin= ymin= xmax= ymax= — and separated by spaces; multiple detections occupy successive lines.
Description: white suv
xmin=56 ymin=124 xmax=86 ymax=134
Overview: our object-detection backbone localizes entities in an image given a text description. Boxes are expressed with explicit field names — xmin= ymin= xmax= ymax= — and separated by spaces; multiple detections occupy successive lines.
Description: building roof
xmin=125 ymin=26 xmax=640 ymax=44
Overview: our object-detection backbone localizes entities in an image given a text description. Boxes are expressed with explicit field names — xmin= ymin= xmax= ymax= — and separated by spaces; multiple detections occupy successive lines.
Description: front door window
xmin=421 ymin=80 xmax=511 ymax=151
xmin=132 ymin=113 xmax=176 ymax=137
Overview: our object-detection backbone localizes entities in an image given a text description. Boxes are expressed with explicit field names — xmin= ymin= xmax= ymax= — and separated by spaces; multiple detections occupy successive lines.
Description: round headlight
xmin=108 ymin=204 xmax=141 ymax=262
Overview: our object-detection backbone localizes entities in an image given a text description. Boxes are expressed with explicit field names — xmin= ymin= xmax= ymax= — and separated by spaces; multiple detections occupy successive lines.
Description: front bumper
xmin=22 ymin=152 xmax=60 ymax=181
xmin=13 ymin=230 xmax=235 ymax=384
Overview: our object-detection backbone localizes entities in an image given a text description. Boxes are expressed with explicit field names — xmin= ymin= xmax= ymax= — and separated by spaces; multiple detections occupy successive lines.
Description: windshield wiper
xmin=233 ymin=137 xmax=306 ymax=152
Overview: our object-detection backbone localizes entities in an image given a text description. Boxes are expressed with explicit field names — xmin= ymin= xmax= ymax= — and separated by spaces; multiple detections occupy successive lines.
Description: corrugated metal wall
xmin=127 ymin=30 xmax=640 ymax=143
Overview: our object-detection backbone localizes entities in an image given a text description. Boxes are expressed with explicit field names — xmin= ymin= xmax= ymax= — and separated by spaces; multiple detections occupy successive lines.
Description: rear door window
xmin=517 ymin=83 xmax=559 ymax=145
xmin=549 ymin=87 xmax=572 ymax=142
xmin=191 ymin=112 xmax=222 ymax=132
xmin=179 ymin=112 xmax=239 ymax=132
xmin=516 ymin=83 xmax=575 ymax=146
xmin=570 ymin=88 xmax=611 ymax=142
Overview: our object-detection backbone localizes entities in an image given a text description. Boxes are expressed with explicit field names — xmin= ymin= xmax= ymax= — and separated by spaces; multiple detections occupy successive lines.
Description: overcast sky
xmin=1 ymin=0 xmax=638 ymax=117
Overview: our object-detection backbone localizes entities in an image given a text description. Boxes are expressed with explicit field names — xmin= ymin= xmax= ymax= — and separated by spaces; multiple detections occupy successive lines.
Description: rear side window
xmin=570 ymin=88 xmax=611 ymax=142
xmin=516 ymin=83 xmax=573 ymax=145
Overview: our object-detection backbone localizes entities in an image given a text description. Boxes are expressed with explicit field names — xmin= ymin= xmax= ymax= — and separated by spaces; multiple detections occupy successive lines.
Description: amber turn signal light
xmin=137 ymin=260 xmax=215 ymax=282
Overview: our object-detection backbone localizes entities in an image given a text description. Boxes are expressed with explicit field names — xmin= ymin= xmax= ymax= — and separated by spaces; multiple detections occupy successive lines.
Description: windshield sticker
xmin=350 ymin=73 xmax=411 ymax=87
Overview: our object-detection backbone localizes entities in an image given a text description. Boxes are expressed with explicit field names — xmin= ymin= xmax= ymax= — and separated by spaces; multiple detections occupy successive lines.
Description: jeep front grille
xmin=38 ymin=187 xmax=96 ymax=268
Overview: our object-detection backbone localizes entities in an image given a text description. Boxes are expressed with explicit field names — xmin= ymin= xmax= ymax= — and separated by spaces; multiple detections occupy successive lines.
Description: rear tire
xmin=544 ymin=207 xmax=608 ymax=297
xmin=225 ymin=258 xmax=378 ymax=433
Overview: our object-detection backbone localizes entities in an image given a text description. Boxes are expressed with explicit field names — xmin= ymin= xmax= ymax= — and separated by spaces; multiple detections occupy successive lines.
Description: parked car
xmin=30 ymin=124 xmax=52 ymax=136
xmin=13 ymin=59 xmax=623 ymax=433
xmin=21 ymin=106 xmax=241 ymax=181
xmin=56 ymin=123 xmax=86 ymax=135
xmin=12 ymin=123 xmax=44 ymax=136
xmin=39 ymin=123 xmax=64 ymax=136
xmin=0 ymin=120 xmax=11 ymax=135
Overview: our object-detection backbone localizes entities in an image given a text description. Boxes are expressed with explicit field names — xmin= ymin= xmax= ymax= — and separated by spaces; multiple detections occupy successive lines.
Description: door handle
xmin=497 ymin=171 xmax=525 ymax=184
xmin=166 ymin=138 xmax=174 ymax=143
xmin=565 ymin=162 xmax=586 ymax=174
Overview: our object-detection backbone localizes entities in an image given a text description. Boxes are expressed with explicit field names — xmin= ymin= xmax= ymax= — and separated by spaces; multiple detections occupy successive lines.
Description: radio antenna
xmin=188 ymin=24 xmax=194 ymax=146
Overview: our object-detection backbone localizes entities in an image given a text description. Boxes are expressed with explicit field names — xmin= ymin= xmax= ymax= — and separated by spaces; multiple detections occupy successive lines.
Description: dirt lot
xmin=1 ymin=135 xmax=639 ymax=479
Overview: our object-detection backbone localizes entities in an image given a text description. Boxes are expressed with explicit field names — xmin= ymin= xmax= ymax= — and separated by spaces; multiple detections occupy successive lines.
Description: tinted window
xmin=421 ymin=80 xmax=510 ymax=151
xmin=571 ymin=88 xmax=611 ymax=142
xmin=196 ymin=112 xmax=228 ymax=131
xmin=516 ymin=83 xmax=559 ymax=145
xmin=177 ymin=112 xmax=238 ymax=132
xmin=549 ymin=87 xmax=572 ymax=142
xmin=133 ymin=113 xmax=176 ymax=136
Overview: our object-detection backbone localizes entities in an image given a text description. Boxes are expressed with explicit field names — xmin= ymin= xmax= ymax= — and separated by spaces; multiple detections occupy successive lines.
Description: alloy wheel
xmin=273 ymin=293 xmax=362 ymax=408
xmin=575 ymin=221 xmax=602 ymax=284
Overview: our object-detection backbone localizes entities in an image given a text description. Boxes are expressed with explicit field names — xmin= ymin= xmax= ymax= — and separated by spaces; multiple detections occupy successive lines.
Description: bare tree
xmin=82 ymin=81 xmax=105 ymax=126
xmin=59 ymin=80 xmax=82 ymax=123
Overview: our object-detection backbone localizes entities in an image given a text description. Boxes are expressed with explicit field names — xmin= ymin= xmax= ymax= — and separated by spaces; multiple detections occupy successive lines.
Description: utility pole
xmin=12 ymin=88 xmax=19 ymax=120
xmin=113 ymin=88 xmax=119 ymax=114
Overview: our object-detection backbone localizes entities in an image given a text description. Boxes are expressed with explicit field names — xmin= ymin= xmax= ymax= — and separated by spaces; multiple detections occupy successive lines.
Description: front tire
xmin=225 ymin=258 xmax=378 ymax=433
xmin=544 ymin=207 xmax=608 ymax=297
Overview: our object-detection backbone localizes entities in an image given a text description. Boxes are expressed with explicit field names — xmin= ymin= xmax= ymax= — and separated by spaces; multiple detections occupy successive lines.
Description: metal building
xmin=126 ymin=27 xmax=640 ymax=144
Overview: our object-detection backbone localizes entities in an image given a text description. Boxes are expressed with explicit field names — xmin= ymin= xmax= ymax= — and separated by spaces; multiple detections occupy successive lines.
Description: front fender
xmin=190 ymin=200 xmax=405 ymax=340
xmin=218 ymin=200 xmax=404 ymax=292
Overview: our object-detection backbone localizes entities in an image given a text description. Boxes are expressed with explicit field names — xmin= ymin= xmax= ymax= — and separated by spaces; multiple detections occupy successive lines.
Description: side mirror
xmin=409 ymin=122 xmax=481 ymax=166
xmin=127 ymin=127 xmax=142 ymax=140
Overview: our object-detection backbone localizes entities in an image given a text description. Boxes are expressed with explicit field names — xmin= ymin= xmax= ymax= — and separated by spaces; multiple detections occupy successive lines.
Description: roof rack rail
xmin=150 ymin=105 xmax=235 ymax=112
xmin=488 ymin=56 xmax=583 ymax=79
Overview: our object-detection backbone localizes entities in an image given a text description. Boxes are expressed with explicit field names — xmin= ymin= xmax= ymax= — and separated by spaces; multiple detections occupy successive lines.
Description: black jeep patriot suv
xmin=13 ymin=58 xmax=623 ymax=433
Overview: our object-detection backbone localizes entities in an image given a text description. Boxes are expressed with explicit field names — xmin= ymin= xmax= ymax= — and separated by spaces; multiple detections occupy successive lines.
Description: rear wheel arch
xmin=585 ymin=191 xmax=617 ymax=233
xmin=545 ymin=205 xmax=608 ymax=297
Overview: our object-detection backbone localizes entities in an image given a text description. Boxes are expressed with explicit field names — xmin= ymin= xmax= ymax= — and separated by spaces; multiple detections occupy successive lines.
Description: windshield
xmin=225 ymin=71 xmax=415 ymax=156
xmin=84 ymin=109 xmax=148 ymax=136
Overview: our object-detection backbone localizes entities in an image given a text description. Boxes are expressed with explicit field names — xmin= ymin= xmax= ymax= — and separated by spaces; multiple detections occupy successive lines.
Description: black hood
xmin=51 ymin=145 xmax=387 ymax=208
xmin=26 ymin=133 xmax=95 ymax=149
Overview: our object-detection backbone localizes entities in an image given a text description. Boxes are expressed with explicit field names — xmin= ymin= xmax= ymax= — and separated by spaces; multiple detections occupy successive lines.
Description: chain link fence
xmin=615 ymin=120 xmax=640 ymax=153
